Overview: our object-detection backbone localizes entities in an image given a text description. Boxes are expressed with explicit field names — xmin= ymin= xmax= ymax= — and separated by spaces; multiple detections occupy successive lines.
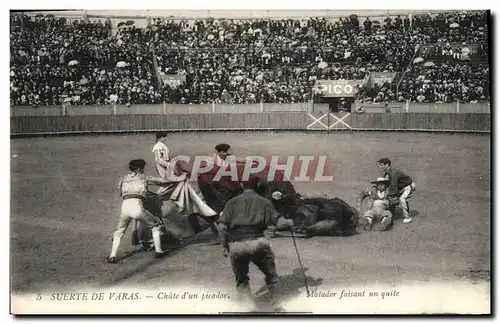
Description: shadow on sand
xmin=392 ymin=208 xmax=420 ymax=220
xmin=248 ymin=267 xmax=324 ymax=312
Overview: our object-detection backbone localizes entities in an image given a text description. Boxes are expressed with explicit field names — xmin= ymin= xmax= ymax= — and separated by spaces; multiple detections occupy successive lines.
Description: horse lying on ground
xmin=135 ymin=159 xmax=360 ymax=247
xmin=275 ymin=196 xmax=359 ymax=237
xmin=136 ymin=191 xmax=360 ymax=247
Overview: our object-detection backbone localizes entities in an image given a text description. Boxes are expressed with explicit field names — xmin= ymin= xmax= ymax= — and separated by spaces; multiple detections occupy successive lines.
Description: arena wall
xmin=10 ymin=102 xmax=490 ymax=117
xmin=10 ymin=112 xmax=490 ymax=136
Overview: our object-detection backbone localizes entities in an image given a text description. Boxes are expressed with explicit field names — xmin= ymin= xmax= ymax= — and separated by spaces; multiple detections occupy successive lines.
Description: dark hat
xmin=377 ymin=158 xmax=391 ymax=165
xmin=156 ymin=131 xmax=168 ymax=140
xmin=215 ymin=143 xmax=231 ymax=152
xmin=129 ymin=159 xmax=146 ymax=171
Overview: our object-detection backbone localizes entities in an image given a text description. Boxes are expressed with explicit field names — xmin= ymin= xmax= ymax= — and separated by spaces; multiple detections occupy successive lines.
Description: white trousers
xmin=363 ymin=206 xmax=392 ymax=226
xmin=399 ymin=182 xmax=416 ymax=219
xmin=113 ymin=198 xmax=161 ymax=238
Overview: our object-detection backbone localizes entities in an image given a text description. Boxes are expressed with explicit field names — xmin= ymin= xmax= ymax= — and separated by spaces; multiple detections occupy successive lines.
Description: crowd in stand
xmin=396 ymin=63 xmax=489 ymax=103
xmin=357 ymin=62 xmax=490 ymax=104
xmin=10 ymin=10 xmax=490 ymax=106
xmin=10 ymin=15 xmax=159 ymax=106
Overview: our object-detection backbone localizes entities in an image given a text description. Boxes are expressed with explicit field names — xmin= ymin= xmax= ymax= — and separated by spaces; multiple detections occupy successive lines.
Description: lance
xmin=289 ymin=228 xmax=310 ymax=297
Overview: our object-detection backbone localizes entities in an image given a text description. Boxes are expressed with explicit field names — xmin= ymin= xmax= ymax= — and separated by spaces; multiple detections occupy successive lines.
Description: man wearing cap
xmin=217 ymin=175 xmax=285 ymax=312
xmin=208 ymin=143 xmax=249 ymax=210
xmin=213 ymin=143 xmax=249 ymax=166
xmin=357 ymin=177 xmax=392 ymax=231
xmin=108 ymin=159 xmax=171 ymax=263
xmin=200 ymin=143 xmax=239 ymax=211
xmin=377 ymin=158 xmax=416 ymax=224
xmin=214 ymin=143 xmax=232 ymax=167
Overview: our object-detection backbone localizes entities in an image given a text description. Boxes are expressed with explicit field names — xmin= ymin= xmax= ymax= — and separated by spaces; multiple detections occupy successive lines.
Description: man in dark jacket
xmin=377 ymin=158 xmax=417 ymax=224
xmin=217 ymin=175 xmax=285 ymax=312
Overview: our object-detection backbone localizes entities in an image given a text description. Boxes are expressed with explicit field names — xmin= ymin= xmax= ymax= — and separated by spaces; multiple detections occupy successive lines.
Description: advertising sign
xmin=313 ymin=80 xmax=365 ymax=97
xmin=162 ymin=74 xmax=187 ymax=87
xmin=370 ymin=72 xmax=397 ymax=86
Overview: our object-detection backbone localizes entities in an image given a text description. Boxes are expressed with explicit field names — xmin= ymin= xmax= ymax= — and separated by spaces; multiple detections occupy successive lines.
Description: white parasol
xmin=413 ymin=57 xmax=424 ymax=64
xmin=116 ymin=61 xmax=129 ymax=68
xmin=318 ymin=61 xmax=328 ymax=69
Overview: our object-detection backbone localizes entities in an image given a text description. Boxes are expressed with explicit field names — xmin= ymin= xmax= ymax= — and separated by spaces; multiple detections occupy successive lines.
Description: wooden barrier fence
xmin=10 ymin=113 xmax=490 ymax=137
xmin=10 ymin=101 xmax=490 ymax=117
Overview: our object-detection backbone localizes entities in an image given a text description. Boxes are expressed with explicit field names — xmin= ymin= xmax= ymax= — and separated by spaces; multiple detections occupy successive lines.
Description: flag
xmin=363 ymin=72 xmax=372 ymax=89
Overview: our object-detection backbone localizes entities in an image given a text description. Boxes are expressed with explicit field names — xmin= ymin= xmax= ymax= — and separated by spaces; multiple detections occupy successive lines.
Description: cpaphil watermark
xmin=168 ymin=155 xmax=334 ymax=182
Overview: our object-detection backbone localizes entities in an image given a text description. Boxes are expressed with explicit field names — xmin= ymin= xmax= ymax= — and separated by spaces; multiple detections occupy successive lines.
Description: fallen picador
xmin=135 ymin=175 xmax=360 ymax=248
xmin=259 ymin=179 xmax=360 ymax=238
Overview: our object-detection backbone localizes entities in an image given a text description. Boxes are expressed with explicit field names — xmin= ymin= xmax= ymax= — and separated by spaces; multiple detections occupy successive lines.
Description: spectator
xmin=10 ymin=11 xmax=490 ymax=106
xmin=397 ymin=62 xmax=489 ymax=103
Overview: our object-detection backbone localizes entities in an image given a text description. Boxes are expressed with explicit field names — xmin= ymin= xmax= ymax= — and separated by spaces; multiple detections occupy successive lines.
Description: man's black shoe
xmin=107 ymin=257 xmax=117 ymax=264
xmin=154 ymin=251 xmax=167 ymax=259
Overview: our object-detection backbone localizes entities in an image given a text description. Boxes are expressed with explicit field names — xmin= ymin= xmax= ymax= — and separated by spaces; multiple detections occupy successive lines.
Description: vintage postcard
xmin=9 ymin=8 xmax=491 ymax=315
